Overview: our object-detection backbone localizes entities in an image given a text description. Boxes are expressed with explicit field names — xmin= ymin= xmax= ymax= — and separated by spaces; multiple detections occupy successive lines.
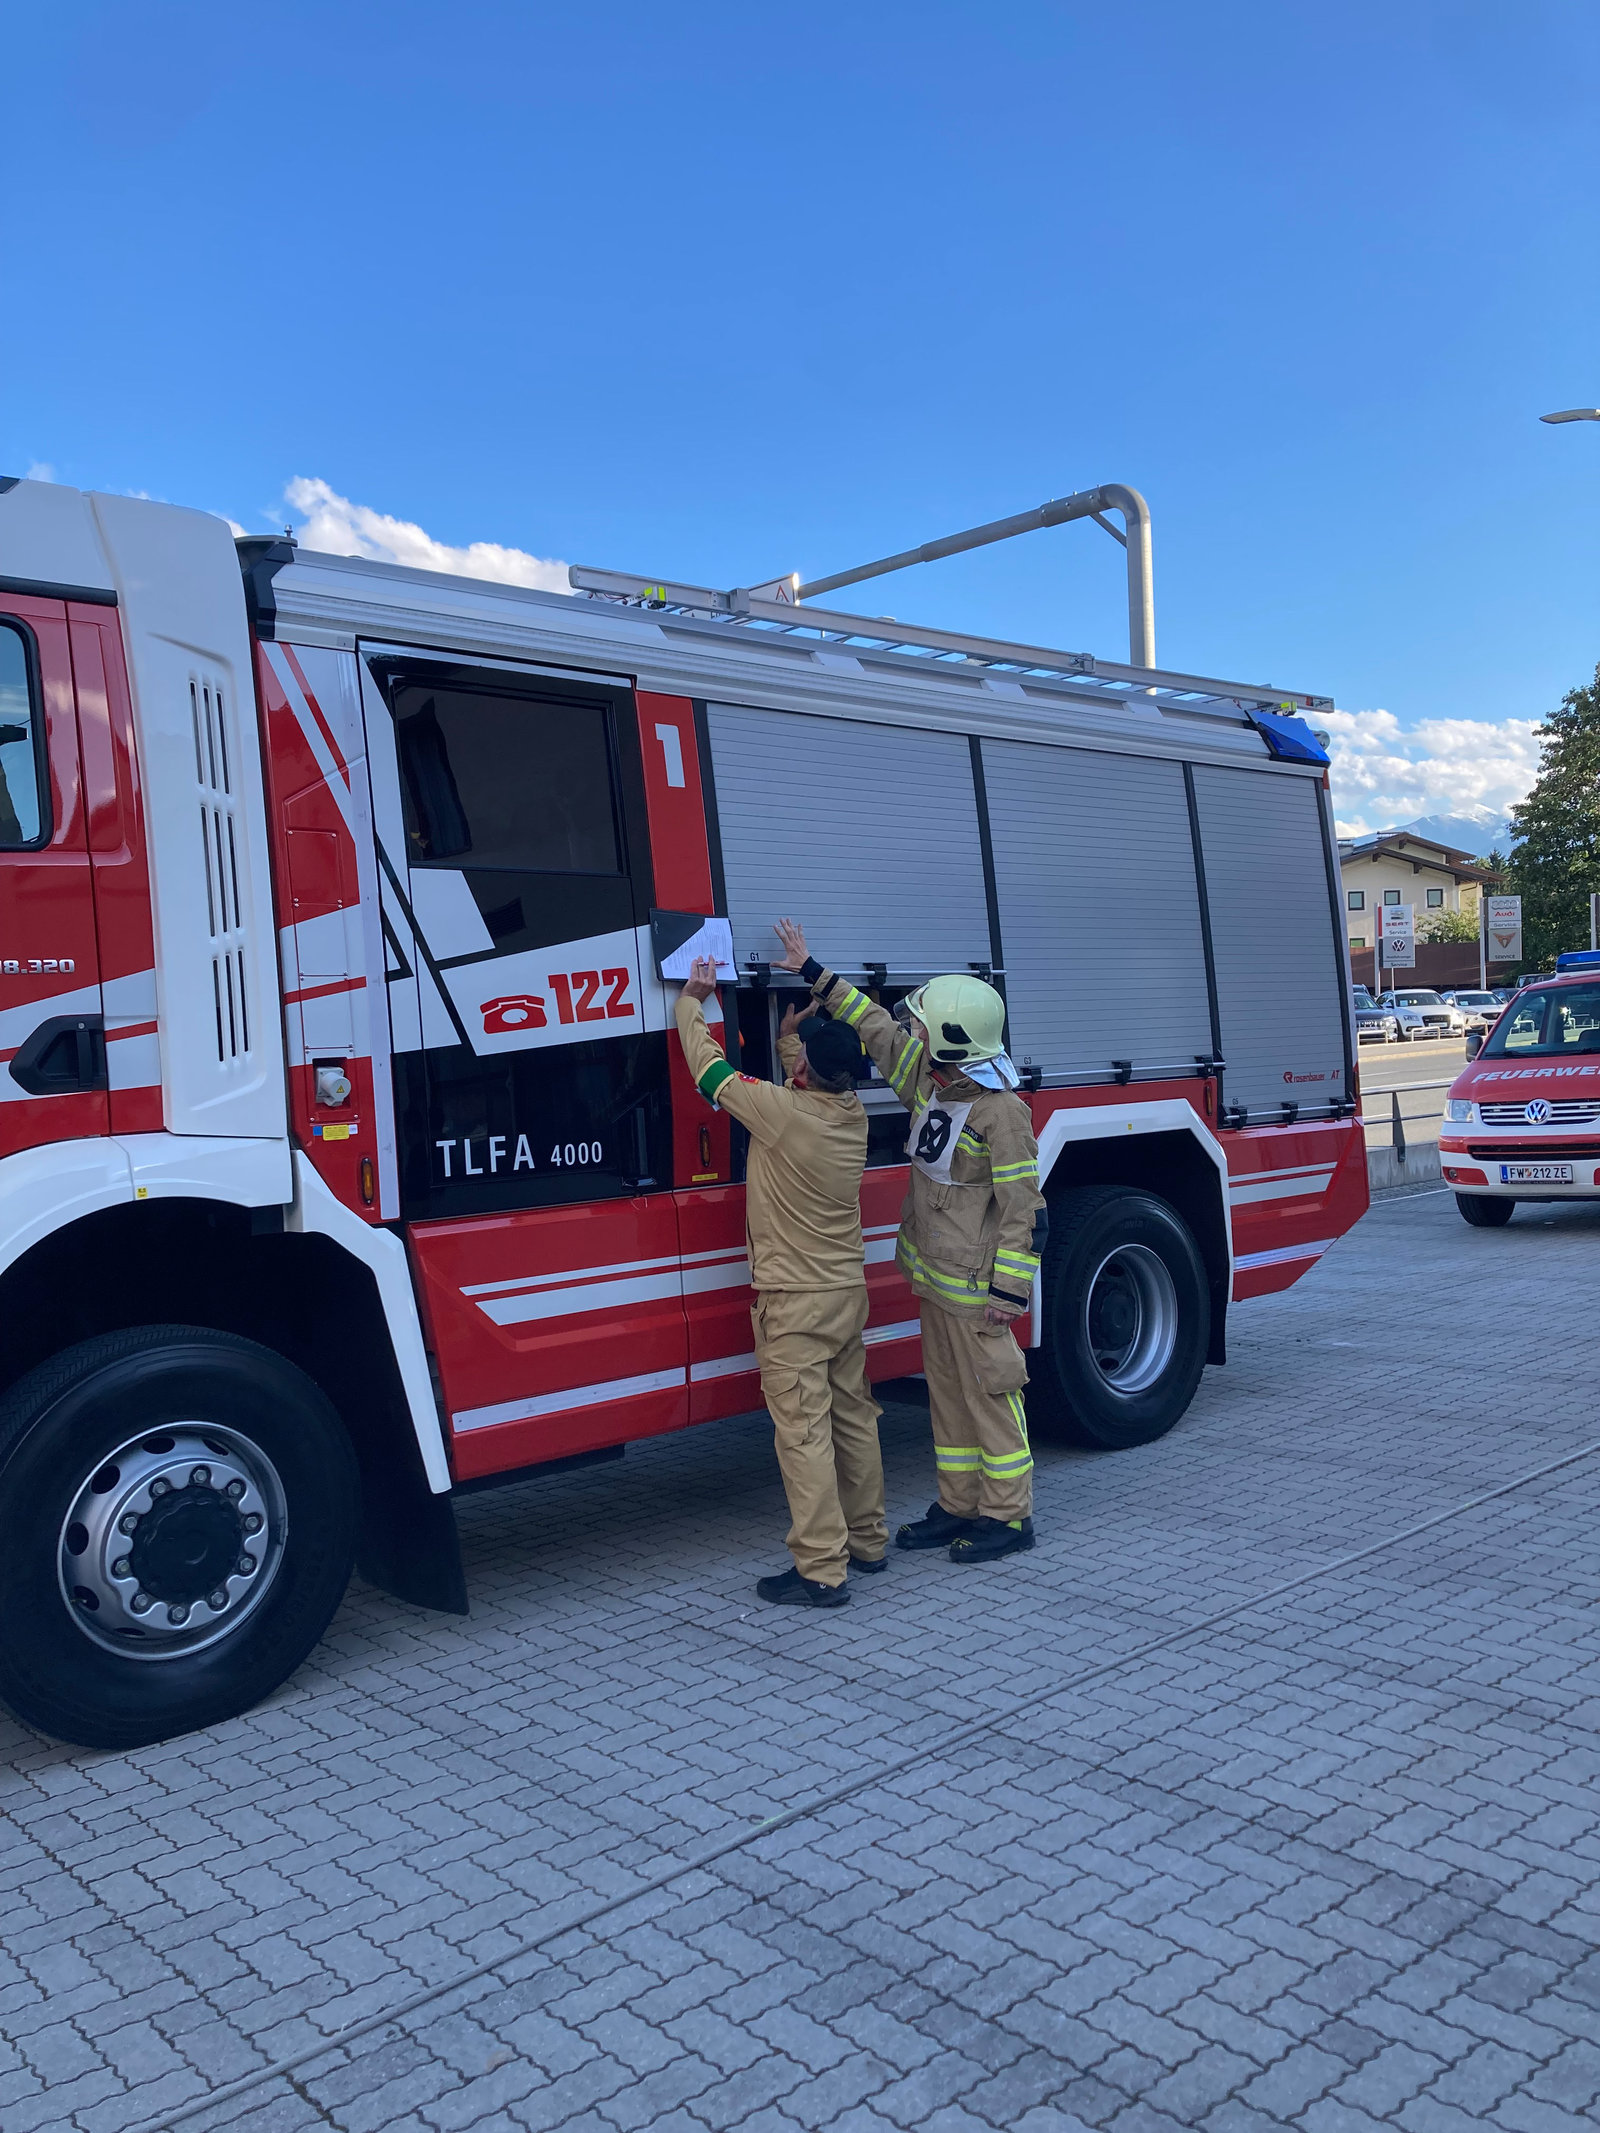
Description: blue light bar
xmin=1555 ymin=950 xmax=1600 ymax=971
xmin=1248 ymin=708 xmax=1331 ymax=765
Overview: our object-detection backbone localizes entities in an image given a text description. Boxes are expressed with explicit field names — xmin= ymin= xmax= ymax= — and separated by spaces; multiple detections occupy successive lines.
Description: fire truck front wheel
xmin=1029 ymin=1186 xmax=1210 ymax=1450
xmin=0 ymin=1326 xmax=359 ymax=1750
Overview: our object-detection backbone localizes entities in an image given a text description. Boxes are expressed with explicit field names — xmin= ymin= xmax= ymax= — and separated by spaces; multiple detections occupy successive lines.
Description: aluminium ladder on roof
xmin=566 ymin=567 xmax=1332 ymax=723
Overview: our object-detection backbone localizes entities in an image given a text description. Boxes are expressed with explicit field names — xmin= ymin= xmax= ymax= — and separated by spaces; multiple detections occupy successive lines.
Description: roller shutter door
xmin=1189 ymin=764 xmax=1347 ymax=1114
xmin=983 ymin=741 xmax=1213 ymax=1078
xmin=705 ymin=704 xmax=990 ymax=977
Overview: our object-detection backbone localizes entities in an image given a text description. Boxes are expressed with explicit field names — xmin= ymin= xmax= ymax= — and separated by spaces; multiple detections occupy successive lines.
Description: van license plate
xmin=1500 ymin=1163 xmax=1573 ymax=1184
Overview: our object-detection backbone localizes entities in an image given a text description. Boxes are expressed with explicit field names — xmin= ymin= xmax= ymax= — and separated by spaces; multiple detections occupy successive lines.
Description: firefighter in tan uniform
xmin=675 ymin=957 xmax=886 ymax=1608
xmin=774 ymin=921 xmax=1046 ymax=1563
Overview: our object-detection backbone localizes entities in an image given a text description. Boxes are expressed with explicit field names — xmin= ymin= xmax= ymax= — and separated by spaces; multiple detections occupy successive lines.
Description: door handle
xmin=9 ymin=1014 xmax=108 ymax=1095
xmin=619 ymin=1101 xmax=657 ymax=1191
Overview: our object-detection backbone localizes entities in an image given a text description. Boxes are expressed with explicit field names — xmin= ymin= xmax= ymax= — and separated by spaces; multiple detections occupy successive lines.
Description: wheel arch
xmin=1034 ymin=1101 xmax=1231 ymax=1366
xmin=0 ymin=1146 xmax=464 ymax=1615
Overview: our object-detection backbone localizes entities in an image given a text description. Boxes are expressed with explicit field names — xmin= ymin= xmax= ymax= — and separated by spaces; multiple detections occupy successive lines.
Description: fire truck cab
xmin=0 ymin=477 xmax=1366 ymax=1747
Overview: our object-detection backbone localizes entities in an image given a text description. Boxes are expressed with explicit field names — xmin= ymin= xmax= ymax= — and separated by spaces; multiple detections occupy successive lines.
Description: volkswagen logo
xmin=1524 ymin=1098 xmax=1552 ymax=1125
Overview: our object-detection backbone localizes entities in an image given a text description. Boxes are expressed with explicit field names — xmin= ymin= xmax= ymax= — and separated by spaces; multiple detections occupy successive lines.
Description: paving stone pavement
xmin=2 ymin=1186 xmax=1598 ymax=2133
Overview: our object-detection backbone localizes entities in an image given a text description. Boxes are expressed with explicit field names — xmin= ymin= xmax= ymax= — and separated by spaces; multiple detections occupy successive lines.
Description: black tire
xmin=1456 ymin=1193 xmax=1515 ymax=1228
xmin=1029 ymin=1187 xmax=1211 ymax=1450
xmin=0 ymin=1326 xmax=359 ymax=1750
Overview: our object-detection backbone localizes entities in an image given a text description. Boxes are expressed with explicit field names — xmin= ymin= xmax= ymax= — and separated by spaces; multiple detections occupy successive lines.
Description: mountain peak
xmin=1382 ymin=809 xmax=1514 ymax=854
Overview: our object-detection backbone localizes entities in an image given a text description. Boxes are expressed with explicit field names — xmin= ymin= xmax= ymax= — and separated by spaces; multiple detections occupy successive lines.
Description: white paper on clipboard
xmin=658 ymin=916 xmax=738 ymax=980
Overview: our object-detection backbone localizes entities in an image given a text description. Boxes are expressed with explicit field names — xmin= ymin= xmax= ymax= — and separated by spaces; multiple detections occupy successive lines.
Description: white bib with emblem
xmin=908 ymin=1098 xmax=975 ymax=1184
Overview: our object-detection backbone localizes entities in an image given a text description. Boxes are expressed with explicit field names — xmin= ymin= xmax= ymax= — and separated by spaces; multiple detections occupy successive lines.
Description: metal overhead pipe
xmin=791 ymin=485 xmax=1155 ymax=666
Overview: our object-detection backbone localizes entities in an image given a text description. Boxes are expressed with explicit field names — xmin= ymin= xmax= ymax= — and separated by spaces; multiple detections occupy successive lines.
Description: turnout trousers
xmin=753 ymin=1286 xmax=887 ymax=1586
xmin=919 ymin=1302 xmax=1034 ymax=1523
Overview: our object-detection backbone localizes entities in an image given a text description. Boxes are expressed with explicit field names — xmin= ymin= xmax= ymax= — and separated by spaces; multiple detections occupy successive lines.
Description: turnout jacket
xmin=810 ymin=969 xmax=1046 ymax=1320
xmin=675 ymin=994 xmax=868 ymax=1292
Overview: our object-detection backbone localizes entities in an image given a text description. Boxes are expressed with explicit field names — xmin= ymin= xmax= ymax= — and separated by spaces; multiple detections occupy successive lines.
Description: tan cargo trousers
xmin=920 ymin=1302 xmax=1034 ymax=1523
xmin=753 ymin=1286 xmax=887 ymax=1586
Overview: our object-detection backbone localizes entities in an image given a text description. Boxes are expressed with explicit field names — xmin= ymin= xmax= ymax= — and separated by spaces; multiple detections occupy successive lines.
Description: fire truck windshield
xmin=1482 ymin=984 xmax=1600 ymax=1057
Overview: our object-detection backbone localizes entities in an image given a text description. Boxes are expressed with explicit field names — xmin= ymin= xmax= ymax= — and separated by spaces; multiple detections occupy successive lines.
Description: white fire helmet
xmin=903 ymin=973 xmax=1007 ymax=1066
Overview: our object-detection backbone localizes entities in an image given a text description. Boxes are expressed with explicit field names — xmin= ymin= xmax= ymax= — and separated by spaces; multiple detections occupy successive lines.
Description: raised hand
xmin=772 ymin=917 xmax=811 ymax=973
xmin=779 ymin=1000 xmax=811 ymax=1040
xmin=682 ymin=956 xmax=720 ymax=1003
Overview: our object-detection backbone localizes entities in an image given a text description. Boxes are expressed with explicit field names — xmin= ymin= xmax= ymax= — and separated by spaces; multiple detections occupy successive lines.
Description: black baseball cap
xmin=798 ymin=1013 xmax=869 ymax=1084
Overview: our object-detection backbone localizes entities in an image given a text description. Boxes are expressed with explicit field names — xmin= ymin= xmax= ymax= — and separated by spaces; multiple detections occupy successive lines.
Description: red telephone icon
xmin=480 ymin=993 xmax=548 ymax=1034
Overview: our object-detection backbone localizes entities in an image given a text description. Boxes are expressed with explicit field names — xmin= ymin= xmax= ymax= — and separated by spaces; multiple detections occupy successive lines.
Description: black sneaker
xmin=756 ymin=1567 xmax=850 ymax=1607
xmin=849 ymin=1554 xmax=888 ymax=1574
xmin=896 ymin=1502 xmax=978 ymax=1551
xmin=949 ymin=1516 xmax=1035 ymax=1563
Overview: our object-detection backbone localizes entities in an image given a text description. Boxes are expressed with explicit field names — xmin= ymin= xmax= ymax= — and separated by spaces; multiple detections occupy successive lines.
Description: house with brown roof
xmin=1337 ymin=831 xmax=1497 ymax=953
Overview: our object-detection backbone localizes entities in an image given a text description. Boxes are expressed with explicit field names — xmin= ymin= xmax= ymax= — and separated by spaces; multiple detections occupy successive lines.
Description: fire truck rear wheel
xmin=1029 ymin=1186 xmax=1210 ymax=1451
xmin=0 ymin=1326 xmax=359 ymax=1751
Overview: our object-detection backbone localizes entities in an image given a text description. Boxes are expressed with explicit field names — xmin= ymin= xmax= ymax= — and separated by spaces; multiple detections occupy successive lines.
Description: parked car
xmin=1375 ymin=992 xmax=1436 ymax=1041
xmin=1352 ymin=987 xmax=1402 ymax=1043
xmin=1441 ymin=962 xmax=1600 ymax=1224
xmin=1383 ymin=988 xmax=1457 ymax=1037
xmin=1441 ymin=989 xmax=1504 ymax=1033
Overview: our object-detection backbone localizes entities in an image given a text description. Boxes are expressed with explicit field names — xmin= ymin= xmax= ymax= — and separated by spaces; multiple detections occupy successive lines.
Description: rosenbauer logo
xmin=1283 ymin=1069 xmax=1338 ymax=1084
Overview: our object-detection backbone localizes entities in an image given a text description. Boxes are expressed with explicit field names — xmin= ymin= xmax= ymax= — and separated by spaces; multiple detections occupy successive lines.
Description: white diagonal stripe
xmin=863 ymin=1318 xmax=920 ymax=1346
xmin=681 ymin=1258 xmax=754 ymax=1295
xmin=689 ymin=1352 xmax=758 ymax=1382
xmin=1229 ymin=1168 xmax=1336 ymax=1207
xmin=1234 ymin=1238 xmax=1336 ymax=1272
xmin=463 ymin=1253 xmax=683 ymax=1299
xmin=477 ymin=1269 xmax=686 ymax=1327
xmin=453 ymin=1366 xmax=686 ymax=1433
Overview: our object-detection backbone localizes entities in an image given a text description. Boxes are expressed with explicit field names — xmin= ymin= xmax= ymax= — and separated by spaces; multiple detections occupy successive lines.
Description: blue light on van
xmin=1554 ymin=950 xmax=1600 ymax=971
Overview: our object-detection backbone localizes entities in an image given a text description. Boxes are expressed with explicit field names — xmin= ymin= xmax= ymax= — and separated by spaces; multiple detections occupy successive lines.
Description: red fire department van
xmin=1441 ymin=953 xmax=1600 ymax=1223
xmin=0 ymin=477 xmax=1366 ymax=1746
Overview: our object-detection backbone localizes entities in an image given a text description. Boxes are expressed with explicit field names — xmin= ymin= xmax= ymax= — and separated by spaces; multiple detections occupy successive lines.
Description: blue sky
xmin=4 ymin=1 xmax=1597 ymax=836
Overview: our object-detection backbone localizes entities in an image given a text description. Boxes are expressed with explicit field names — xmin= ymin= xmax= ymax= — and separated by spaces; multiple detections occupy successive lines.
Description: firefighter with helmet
xmin=773 ymin=920 xmax=1046 ymax=1562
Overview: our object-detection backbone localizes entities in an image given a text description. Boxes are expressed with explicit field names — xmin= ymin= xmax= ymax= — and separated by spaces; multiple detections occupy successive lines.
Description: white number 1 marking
xmin=654 ymin=723 xmax=686 ymax=790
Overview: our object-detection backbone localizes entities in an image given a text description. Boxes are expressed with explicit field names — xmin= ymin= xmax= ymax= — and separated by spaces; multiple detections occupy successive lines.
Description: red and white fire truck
xmin=0 ymin=478 xmax=1366 ymax=1746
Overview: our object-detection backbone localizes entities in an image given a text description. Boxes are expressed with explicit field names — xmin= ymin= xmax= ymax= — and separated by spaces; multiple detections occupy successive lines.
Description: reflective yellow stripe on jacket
xmin=993 ymin=1248 xmax=1041 ymax=1290
xmin=896 ymin=1232 xmax=981 ymax=1304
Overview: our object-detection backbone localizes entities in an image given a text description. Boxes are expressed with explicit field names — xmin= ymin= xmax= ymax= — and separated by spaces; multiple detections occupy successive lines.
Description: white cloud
xmin=23 ymin=461 xmax=55 ymax=483
xmin=283 ymin=478 xmax=567 ymax=593
xmin=1326 ymin=707 xmax=1541 ymax=838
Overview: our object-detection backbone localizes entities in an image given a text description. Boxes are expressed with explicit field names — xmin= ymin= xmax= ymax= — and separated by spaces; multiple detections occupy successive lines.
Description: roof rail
xmin=566 ymin=567 xmax=1330 ymax=715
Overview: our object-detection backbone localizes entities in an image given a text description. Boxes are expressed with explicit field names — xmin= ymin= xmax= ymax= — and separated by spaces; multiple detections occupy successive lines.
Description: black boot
xmin=756 ymin=1567 xmax=850 ymax=1607
xmin=949 ymin=1516 xmax=1035 ymax=1563
xmin=849 ymin=1553 xmax=889 ymax=1574
xmin=895 ymin=1502 xmax=978 ymax=1551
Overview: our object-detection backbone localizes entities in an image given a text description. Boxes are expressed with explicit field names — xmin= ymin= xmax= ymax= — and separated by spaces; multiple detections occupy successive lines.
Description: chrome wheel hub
xmin=59 ymin=1427 xmax=287 ymax=1658
xmin=1084 ymin=1244 xmax=1179 ymax=1395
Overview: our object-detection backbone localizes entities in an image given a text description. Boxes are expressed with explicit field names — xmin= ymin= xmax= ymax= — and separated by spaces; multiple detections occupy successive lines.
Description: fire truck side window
xmin=394 ymin=683 xmax=622 ymax=875
xmin=0 ymin=624 xmax=46 ymax=848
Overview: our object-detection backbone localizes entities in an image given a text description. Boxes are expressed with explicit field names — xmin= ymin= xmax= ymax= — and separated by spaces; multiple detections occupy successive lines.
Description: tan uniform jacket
xmin=674 ymin=994 xmax=867 ymax=1292
xmin=811 ymin=970 xmax=1045 ymax=1319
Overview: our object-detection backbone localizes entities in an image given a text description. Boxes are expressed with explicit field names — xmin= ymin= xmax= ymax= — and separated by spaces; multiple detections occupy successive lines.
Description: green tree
xmin=1418 ymin=906 xmax=1479 ymax=943
xmin=1507 ymin=666 xmax=1600 ymax=968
